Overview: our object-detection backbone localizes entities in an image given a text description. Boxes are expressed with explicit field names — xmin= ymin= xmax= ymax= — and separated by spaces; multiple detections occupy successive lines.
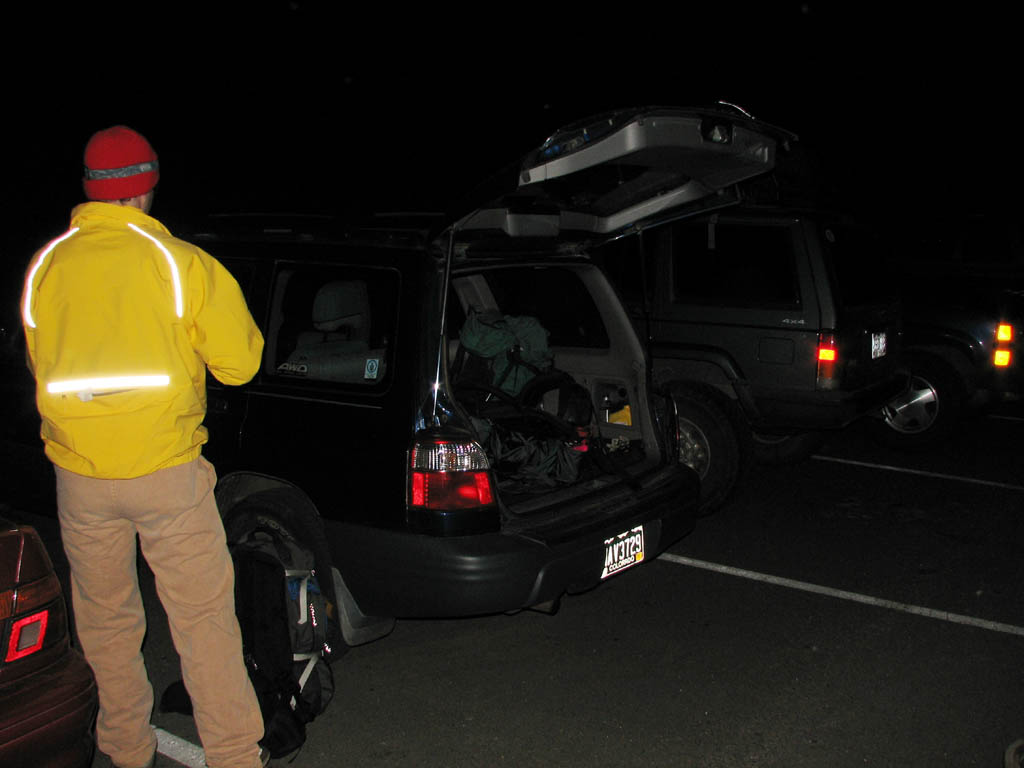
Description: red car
xmin=0 ymin=516 xmax=97 ymax=768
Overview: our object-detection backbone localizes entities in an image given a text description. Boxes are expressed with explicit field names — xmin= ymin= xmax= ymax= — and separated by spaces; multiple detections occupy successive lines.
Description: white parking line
xmin=989 ymin=414 xmax=1024 ymax=423
xmin=659 ymin=553 xmax=1024 ymax=638
xmin=154 ymin=726 xmax=206 ymax=767
xmin=811 ymin=454 xmax=1024 ymax=492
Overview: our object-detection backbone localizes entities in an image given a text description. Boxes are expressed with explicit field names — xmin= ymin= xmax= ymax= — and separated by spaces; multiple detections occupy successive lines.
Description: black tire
xmin=670 ymin=387 xmax=744 ymax=515
xmin=868 ymin=352 xmax=965 ymax=450
xmin=750 ymin=430 xmax=825 ymax=466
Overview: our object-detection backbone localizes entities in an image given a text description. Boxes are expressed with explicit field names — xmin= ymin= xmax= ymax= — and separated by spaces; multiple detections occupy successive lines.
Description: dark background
xmin=5 ymin=4 xmax=1020 ymax=268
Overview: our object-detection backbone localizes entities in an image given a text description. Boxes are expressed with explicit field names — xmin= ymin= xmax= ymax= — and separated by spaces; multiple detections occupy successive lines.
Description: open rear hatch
xmin=451 ymin=104 xmax=796 ymax=245
xmin=423 ymin=105 xmax=795 ymax=517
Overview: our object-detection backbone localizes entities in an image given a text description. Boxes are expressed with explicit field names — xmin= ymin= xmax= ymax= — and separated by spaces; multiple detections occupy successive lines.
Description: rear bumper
xmin=749 ymin=370 xmax=910 ymax=431
xmin=0 ymin=647 xmax=98 ymax=768
xmin=330 ymin=464 xmax=698 ymax=618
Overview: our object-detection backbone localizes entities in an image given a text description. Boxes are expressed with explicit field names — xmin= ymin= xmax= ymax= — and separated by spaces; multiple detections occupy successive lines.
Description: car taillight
xmin=7 ymin=609 xmax=50 ymax=661
xmin=1 ymin=528 xmax=67 ymax=666
xmin=1 ymin=571 xmax=62 ymax=663
xmin=409 ymin=437 xmax=495 ymax=511
xmin=995 ymin=323 xmax=1014 ymax=367
xmin=816 ymin=332 xmax=839 ymax=389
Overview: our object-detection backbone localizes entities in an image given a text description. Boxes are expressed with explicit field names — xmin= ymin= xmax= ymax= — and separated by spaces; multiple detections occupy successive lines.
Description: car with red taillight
xmin=194 ymin=106 xmax=796 ymax=643
xmin=592 ymin=186 xmax=909 ymax=511
xmin=0 ymin=517 xmax=97 ymax=768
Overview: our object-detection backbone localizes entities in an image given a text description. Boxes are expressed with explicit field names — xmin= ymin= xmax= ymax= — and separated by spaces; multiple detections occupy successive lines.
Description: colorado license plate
xmin=601 ymin=525 xmax=645 ymax=579
xmin=871 ymin=332 xmax=887 ymax=359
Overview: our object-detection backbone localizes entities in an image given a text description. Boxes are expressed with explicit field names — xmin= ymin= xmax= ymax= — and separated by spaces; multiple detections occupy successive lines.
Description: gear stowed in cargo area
xmin=453 ymin=309 xmax=629 ymax=494
xmin=456 ymin=309 xmax=555 ymax=397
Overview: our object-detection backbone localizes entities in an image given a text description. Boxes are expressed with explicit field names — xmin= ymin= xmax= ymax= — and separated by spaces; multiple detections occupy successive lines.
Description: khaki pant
xmin=56 ymin=456 xmax=264 ymax=768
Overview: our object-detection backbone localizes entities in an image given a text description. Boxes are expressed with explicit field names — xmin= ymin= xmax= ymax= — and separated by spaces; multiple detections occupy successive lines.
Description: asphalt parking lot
xmin=4 ymin=404 xmax=1023 ymax=768
xmin=285 ymin=406 xmax=1024 ymax=768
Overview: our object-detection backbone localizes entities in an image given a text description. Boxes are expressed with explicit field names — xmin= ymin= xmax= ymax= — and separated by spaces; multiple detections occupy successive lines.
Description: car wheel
xmin=869 ymin=353 xmax=964 ymax=450
xmin=671 ymin=388 xmax=743 ymax=515
xmin=750 ymin=430 xmax=825 ymax=465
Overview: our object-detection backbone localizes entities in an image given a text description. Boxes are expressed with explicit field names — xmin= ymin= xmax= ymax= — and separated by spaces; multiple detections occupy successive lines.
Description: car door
xmin=204 ymin=245 xmax=410 ymax=528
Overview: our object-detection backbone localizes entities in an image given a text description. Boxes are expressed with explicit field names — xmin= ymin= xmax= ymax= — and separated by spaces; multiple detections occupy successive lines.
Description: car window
xmin=462 ymin=266 xmax=610 ymax=348
xmin=265 ymin=263 xmax=399 ymax=387
xmin=670 ymin=220 xmax=801 ymax=310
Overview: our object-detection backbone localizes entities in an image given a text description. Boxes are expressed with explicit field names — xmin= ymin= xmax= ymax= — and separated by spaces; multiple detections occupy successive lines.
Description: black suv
xmin=592 ymin=183 xmax=908 ymax=511
xmin=868 ymin=212 xmax=1024 ymax=448
xmin=188 ymin=107 xmax=795 ymax=642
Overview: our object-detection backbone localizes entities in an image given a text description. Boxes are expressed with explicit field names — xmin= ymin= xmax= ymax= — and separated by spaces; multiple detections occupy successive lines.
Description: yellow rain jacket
xmin=21 ymin=202 xmax=264 ymax=478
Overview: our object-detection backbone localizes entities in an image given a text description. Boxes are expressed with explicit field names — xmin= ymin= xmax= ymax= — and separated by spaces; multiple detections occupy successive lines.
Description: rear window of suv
xmin=450 ymin=266 xmax=610 ymax=348
xmin=265 ymin=262 xmax=399 ymax=387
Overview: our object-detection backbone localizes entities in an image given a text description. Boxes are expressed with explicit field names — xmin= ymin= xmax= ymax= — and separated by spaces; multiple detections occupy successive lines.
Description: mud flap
xmin=331 ymin=566 xmax=395 ymax=646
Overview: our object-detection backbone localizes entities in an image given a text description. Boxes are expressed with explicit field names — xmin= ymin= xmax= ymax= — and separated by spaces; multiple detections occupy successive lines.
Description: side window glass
xmin=671 ymin=220 xmax=800 ymax=309
xmin=266 ymin=264 xmax=398 ymax=387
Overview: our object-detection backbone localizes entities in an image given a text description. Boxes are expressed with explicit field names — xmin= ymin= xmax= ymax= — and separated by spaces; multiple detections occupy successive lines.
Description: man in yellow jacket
xmin=21 ymin=126 xmax=269 ymax=768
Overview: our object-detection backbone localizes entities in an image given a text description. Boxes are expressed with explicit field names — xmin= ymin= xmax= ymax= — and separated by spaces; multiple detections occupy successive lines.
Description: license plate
xmin=601 ymin=525 xmax=645 ymax=579
xmin=871 ymin=332 xmax=887 ymax=359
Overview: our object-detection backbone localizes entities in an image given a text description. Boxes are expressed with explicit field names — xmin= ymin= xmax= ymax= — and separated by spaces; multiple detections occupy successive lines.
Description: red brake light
xmin=1 ymin=530 xmax=65 ymax=664
xmin=409 ymin=438 xmax=496 ymax=511
xmin=816 ymin=332 xmax=839 ymax=388
xmin=411 ymin=470 xmax=494 ymax=509
xmin=6 ymin=609 xmax=49 ymax=661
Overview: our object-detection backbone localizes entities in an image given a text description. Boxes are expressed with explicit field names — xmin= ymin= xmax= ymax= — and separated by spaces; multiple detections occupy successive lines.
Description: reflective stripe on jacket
xmin=21 ymin=202 xmax=264 ymax=478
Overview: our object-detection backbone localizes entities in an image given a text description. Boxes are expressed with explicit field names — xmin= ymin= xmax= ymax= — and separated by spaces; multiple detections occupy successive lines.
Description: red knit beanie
xmin=82 ymin=126 xmax=160 ymax=201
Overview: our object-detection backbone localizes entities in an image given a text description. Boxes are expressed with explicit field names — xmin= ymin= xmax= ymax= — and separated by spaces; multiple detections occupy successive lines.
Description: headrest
xmin=312 ymin=281 xmax=369 ymax=333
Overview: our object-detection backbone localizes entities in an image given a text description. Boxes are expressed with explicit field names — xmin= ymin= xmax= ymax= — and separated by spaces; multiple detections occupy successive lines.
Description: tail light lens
xmin=7 ymin=609 xmax=51 ymax=661
xmin=995 ymin=323 xmax=1014 ymax=367
xmin=1 ymin=528 xmax=66 ymax=665
xmin=409 ymin=437 xmax=495 ymax=511
xmin=816 ymin=332 xmax=839 ymax=389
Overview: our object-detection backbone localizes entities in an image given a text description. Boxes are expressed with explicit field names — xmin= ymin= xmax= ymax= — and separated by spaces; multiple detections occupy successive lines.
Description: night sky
xmin=5 ymin=4 xmax=1020 ymax=276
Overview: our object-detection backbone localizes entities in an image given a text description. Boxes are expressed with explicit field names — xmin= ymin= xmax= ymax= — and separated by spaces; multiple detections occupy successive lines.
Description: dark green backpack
xmin=457 ymin=309 xmax=554 ymax=396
